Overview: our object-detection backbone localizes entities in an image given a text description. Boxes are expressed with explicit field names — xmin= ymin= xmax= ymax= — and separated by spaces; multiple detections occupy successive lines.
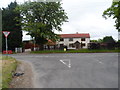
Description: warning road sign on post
xmin=3 ymin=31 xmax=10 ymax=38
xmin=2 ymin=31 xmax=10 ymax=55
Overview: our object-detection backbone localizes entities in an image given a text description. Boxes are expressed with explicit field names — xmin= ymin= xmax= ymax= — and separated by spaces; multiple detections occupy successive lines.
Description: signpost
xmin=2 ymin=31 xmax=10 ymax=55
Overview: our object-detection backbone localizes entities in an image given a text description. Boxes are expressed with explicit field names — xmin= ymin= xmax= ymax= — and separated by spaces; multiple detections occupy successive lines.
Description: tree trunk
xmin=39 ymin=44 xmax=44 ymax=50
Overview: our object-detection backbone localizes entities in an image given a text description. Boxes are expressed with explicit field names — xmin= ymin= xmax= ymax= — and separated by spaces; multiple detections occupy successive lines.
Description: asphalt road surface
xmin=9 ymin=53 xmax=118 ymax=88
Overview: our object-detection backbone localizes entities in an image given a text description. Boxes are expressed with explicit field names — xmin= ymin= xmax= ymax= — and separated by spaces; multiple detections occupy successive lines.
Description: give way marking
xmin=60 ymin=59 xmax=71 ymax=68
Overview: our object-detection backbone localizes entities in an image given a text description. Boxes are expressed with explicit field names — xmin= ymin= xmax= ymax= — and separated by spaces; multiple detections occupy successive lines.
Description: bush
xmin=88 ymin=43 xmax=100 ymax=50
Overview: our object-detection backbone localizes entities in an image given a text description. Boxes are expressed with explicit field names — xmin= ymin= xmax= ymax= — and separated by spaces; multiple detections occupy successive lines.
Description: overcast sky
xmin=0 ymin=0 xmax=118 ymax=41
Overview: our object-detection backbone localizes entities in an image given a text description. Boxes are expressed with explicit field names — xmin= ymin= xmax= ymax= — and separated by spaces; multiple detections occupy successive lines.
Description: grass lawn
xmin=0 ymin=56 xmax=17 ymax=88
xmin=31 ymin=49 xmax=120 ymax=54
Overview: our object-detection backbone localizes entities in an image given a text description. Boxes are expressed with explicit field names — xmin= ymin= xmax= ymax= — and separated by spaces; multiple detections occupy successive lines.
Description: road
xmin=9 ymin=53 xmax=118 ymax=88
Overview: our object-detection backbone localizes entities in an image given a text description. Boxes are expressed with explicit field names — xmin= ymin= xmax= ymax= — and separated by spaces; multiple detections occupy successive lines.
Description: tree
xmin=102 ymin=1 xmax=120 ymax=32
xmin=16 ymin=1 xmax=68 ymax=50
xmin=103 ymin=36 xmax=116 ymax=49
xmin=98 ymin=39 xmax=103 ymax=43
xmin=90 ymin=40 xmax=98 ymax=42
xmin=116 ymin=40 xmax=120 ymax=49
xmin=103 ymin=36 xmax=115 ymax=43
xmin=2 ymin=1 xmax=22 ymax=51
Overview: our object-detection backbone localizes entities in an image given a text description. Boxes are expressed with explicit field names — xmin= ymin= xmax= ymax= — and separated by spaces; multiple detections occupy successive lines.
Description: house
xmin=23 ymin=40 xmax=39 ymax=51
xmin=23 ymin=33 xmax=90 ymax=51
xmin=56 ymin=33 xmax=90 ymax=49
xmin=44 ymin=40 xmax=56 ymax=50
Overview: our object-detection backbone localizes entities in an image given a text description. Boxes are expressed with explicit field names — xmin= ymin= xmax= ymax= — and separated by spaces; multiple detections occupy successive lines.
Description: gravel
xmin=9 ymin=61 xmax=34 ymax=88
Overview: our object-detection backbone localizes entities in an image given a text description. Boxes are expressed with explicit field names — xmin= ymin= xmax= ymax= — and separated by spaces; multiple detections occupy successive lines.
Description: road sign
xmin=2 ymin=31 xmax=10 ymax=55
xmin=3 ymin=31 xmax=10 ymax=38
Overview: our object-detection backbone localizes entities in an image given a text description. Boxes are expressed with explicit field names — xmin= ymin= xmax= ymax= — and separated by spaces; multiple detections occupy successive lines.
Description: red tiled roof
xmin=60 ymin=33 xmax=90 ymax=38
xmin=46 ymin=40 xmax=56 ymax=45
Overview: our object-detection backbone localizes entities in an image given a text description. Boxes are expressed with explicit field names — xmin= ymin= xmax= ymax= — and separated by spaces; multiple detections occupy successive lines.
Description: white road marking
xmin=97 ymin=60 xmax=103 ymax=64
xmin=60 ymin=59 xmax=71 ymax=68
xmin=68 ymin=60 xmax=71 ymax=68
xmin=99 ymin=61 xmax=103 ymax=64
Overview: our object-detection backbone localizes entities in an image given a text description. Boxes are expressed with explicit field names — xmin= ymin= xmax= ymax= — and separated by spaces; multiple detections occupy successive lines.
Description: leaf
xmin=16 ymin=1 xmax=68 ymax=46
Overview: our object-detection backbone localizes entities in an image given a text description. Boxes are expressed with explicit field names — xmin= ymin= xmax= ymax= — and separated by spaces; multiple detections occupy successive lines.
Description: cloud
xmin=1 ymin=0 xmax=118 ymax=40
xmin=22 ymin=31 xmax=31 ymax=41
xmin=55 ymin=0 xmax=118 ymax=40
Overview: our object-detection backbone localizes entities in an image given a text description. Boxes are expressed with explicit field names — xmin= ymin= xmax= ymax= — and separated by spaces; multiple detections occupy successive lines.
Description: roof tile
xmin=60 ymin=33 xmax=90 ymax=38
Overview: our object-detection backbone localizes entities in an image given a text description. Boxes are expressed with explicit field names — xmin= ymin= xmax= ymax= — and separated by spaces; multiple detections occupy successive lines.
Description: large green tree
xmin=102 ymin=1 xmax=120 ymax=32
xmin=102 ymin=36 xmax=116 ymax=49
xmin=16 ymin=1 xmax=68 ymax=50
xmin=103 ymin=36 xmax=115 ymax=43
xmin=2 ymin=1 xmax=22 ymax=51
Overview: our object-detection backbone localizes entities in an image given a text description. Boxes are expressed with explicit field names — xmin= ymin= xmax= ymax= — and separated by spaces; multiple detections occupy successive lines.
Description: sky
xmin=0 ymin=0 xmax=119 ymax=41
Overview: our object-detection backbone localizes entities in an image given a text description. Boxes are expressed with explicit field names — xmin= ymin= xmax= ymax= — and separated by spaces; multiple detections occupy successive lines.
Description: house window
xmin=69 ymin=44 xmax=72 ymax=47
xmin=69 ymin=38 xmax=73 ymax=41
xmin=81 ymin=38 xmax=85 ymax=41
xmin=60 ymin=44 xmax=64 ymax=47
xmin=69 ymin=43 xmax=75 ymax=48
xmin=60 ymin=38 xmax=64 ymax=41
xmin=82 ymin=43 xmax=86 ymax=46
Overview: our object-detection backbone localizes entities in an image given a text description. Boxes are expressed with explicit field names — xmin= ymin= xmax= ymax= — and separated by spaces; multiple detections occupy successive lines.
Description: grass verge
xmin=31 ymin=49 xmax=120 ymax=54
xmin=0 ymin=56 xmax=17 ymax=88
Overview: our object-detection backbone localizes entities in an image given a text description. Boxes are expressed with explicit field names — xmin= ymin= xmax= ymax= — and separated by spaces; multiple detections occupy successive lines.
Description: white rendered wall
xmin=57 ymin=37 xmax=90 ymax=49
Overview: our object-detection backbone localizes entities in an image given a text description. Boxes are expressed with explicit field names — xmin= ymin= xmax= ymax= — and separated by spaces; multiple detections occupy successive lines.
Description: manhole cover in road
xmin=60 ymin=59 xmax=71 ymax=68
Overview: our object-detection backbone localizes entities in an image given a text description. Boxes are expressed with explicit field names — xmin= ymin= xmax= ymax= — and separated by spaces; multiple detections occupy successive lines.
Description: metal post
xmin=34 ymin=38 xmax=36 ymax=51
xmin=6 ymin=37 xmax=8 ymax=55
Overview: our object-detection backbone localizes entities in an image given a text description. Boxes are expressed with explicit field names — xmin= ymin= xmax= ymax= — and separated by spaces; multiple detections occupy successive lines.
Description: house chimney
xmin=76 ymin=32 xmax=79 ymax=34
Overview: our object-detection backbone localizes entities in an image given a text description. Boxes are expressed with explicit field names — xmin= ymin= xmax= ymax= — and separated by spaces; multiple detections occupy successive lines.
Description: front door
xmin=74 ymin=41 xmax=81 ymax=50
xmin=76 ymin=43 xmax=80 ymax=50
